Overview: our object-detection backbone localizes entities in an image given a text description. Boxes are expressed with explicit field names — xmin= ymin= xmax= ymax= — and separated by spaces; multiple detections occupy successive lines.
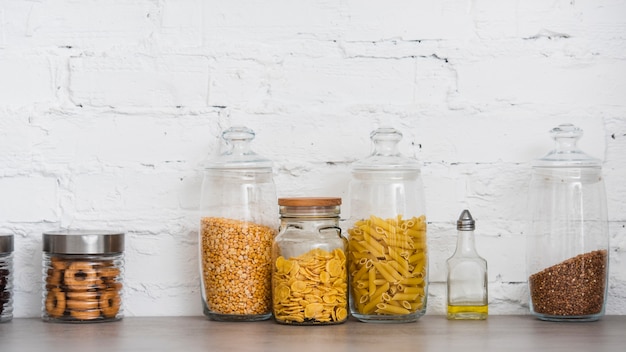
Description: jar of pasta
xmin=0 ymin=234 xmax=14 ymax=323
xmin=272 ymin=197 xmax=348 ymax=325
xmin=347 ymin=127 xmax=428 ymax=323
xmin=42 ymin=230 xmax=125 ymax=323
xmin=199 ymin=126 xmax=278 ymax=321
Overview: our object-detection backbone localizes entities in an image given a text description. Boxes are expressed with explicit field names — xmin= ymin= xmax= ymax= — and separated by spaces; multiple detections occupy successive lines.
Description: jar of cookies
xmin=42 ymin=230 xmax=124 ymax=323
xmin=272 ymin=197 xmax=348 ymax=325
xmin=199 ymin=126 xmax=278 ymax=321
xmin=527 ymin=123 xmax=609 ymax=322
xmin=347 ymin=127 xmax=428 ymax=323
xmin=0 ymin=234 xmax=14 ymax=323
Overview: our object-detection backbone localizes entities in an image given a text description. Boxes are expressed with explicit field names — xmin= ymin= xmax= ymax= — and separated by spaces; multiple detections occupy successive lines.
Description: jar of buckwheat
xmin=527 ymin=123 xmax=609 ymax=322
xmin=199 ymin=126 xmax=278 ymax=321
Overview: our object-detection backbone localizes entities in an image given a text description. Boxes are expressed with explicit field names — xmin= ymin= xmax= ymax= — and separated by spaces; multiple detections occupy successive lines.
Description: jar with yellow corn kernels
xmin=199 ymin=126 xmax=278 ymax=321
xmin=272 ymin=197 xmax=348 ymax=325
xmin=347 ymin=127 xmax=428 ymax=323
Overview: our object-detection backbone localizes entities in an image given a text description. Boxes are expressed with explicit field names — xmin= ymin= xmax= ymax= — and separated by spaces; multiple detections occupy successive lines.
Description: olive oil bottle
xmin=446 ymin=210 xmax=488 ymax=320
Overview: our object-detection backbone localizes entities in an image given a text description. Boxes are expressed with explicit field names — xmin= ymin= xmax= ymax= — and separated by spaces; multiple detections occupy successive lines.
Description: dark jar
xmin=0 ymin=234 xmax=14 ymax=323
xmin=527 ymin=124 xmax=609 ymax=322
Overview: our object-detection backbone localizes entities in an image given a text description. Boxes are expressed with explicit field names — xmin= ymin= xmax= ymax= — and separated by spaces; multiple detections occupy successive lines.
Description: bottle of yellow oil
xmin=446 ymin=210 xmax=488 ymax=320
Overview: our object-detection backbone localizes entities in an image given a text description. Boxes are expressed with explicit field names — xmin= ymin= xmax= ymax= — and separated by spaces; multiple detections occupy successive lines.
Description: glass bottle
xmin=0 ymin=234 xmax=13 ymax=323
xmin=527 ymin=123 xmax=609 ymax=322
xmin=199 ymin=126 xmax=278 ymax=321
xmin=347 ymin=127 xmax=428 ymax=323
xmin=41 ymin=230 xmax=125 ymax=323
xmin=446 ymin=210 xmax=488 ymax=320
xmin=272 ymin=197 xmax=348 ymax=325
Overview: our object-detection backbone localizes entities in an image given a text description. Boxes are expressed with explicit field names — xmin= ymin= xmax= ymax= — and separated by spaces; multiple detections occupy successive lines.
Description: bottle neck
xmin=454 ymin=229 xmax=478 ymax=255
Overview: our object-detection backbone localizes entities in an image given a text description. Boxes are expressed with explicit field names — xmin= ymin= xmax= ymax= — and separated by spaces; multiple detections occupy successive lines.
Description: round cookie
xmin=45 ymin=288 xmax=66 ymax=318
xmin=70 ymin=309 xmax=101 ymax=320
xmin=64 ymin=261 xmax=98 ymax=290
xmin=99 ymin=290 xmax=121 ymax=318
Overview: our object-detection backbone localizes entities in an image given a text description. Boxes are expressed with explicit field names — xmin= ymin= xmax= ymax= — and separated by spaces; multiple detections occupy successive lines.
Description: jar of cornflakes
xmin=347 ymin=127 xmax=428 ymax=323
xmin=272 ymin=197 xmax=348 ymax=325
xmin=42 ymin=230 xmax=125 ymax=323
xmin=0 ymin=234 xmax=14 ymax=323
xmin=199 ymin=126 xmax=278 ymax=321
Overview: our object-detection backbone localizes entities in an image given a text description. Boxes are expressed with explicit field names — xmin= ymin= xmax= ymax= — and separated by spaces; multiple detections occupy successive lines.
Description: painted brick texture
xmin=0 ymin=0 xmax=625 ymax=317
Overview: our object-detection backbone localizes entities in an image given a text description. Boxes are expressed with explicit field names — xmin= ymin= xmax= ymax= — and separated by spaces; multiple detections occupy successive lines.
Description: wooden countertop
xmin=1 ymin=315 xmax=625 ymax=351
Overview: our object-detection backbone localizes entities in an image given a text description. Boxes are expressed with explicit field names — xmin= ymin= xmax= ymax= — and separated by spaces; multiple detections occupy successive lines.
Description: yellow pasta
xmin=361 ymin=282 xmax=390 ymax=314
xmin=348 ymin=214 xmax=427 ymax=316
xmin=375 ymin=303 xmax=411 ymax=315
xmin=368 ymin=268 xmax=376 ymax=296
xmin=352 ymin=261 xmax=369 ymax=281
xmin=391 ymin=293 xmax=420 ymax=301
xmin=389 ymin=260 xmax=412 ymax=278
xmin=370 ymin=215 xmax=393 ymax=232
xmin=402 ymin=286 xmax=423 ymax=294
xmin=359 ymin=240 xmax=385 ymax=258
xmin=273 ymin=248 xmax=348 ymax=324
xmin=359 ymin=224 xmax=383 ymax=241
xmin=387 ymin=246 xmax=409 ymax=271
xmin=372 ymin=261 xmax=398 ymax=284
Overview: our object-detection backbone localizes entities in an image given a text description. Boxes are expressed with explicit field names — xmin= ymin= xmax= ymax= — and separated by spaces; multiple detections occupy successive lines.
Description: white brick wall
xmin=0 ymin=0 xmax=624 ymax=317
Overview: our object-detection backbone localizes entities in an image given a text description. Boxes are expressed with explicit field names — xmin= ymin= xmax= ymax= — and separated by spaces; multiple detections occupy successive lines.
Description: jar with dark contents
xmin=527 ymin=124 xmax=609 ymax=322
xmin=0 ymin=234 xmax=14 ymax=323
xmin=272 ymin=197 xmax=348 ymax=325
xmin=42 ymin=230 xmax=124 ymax=323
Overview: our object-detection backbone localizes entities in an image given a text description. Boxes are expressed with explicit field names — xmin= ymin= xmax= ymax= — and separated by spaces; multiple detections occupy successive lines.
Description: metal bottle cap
xmin=457 ymin=210 xmax=475 ymax=231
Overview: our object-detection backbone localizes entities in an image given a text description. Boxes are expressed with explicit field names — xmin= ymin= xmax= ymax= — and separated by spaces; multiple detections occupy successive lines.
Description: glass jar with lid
xmin=42 ymin=230 xmax=125 ymax=323
xmin=0 ymin=234 xmax=14 ymax=323
xmin=199 ymin=126 xmax=278 ymax=321
xmin=272 ymin=197 xmax=348 ymax=325
xmin=347 ymin=127 xmax=428 ymax=323
xmin=526 ymin=123 xmax=609 ymax=322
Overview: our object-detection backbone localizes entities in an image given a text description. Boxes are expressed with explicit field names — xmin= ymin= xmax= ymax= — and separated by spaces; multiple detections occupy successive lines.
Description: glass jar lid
xmin=279 ymin=197 xmax=341 ymax=218
xmin=43 ymin=230 xmax=124 ymax=254
xmin=533 ymin=123 xmax=602 ymax=168
xmin=204 ymin=126 xmax=272 ymax=170
xmin=352 ymin=127 xmax=420 ymax=171
xmin=0 ymin=234 xmax=13 ymax=254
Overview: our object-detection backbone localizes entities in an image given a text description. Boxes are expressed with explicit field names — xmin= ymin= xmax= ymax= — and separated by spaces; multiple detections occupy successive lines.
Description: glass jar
xmin=527 ymin=123 xmax=609 ymax=322
xmin=0 ymin=234 xmax=14 ymax=323
xmin=199 ymin=126 xmax=278 ymax=321
xmin=272 ymin=197 xmax=348 ymax=325
xmin=347 ymin=127 xmax=428 ymax=323
xmin=42 ymin=230 xmax=125 ymax=323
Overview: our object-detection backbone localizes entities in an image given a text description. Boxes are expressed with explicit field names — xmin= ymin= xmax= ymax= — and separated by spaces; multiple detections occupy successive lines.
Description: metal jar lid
xmin=43 ymin=230 xmax=124 ymax=254
xmin=0 ymin=234 xmax=14 ymax=254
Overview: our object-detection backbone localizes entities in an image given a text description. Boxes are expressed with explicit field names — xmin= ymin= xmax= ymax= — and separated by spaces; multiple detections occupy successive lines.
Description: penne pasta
xmin=348 ymin=214 xmax=428 ymax=316
xmin=375 ymin=303 xmax=411 ymax=315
